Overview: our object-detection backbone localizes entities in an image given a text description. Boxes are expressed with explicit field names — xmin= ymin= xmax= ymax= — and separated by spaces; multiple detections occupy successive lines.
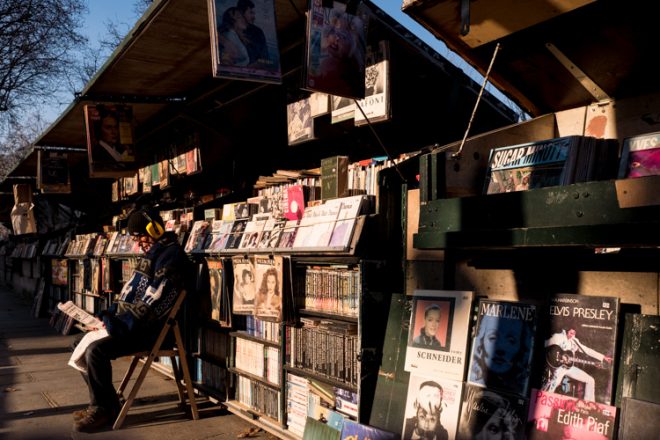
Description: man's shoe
xmin=73 ymin=407 xmax=114 ymax=433
xmin=72 ymin=406 xmax=90 ymax=421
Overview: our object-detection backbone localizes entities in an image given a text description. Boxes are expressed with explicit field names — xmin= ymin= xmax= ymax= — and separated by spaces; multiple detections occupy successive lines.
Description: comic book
xmin=467 ymin=299 xmax=537 ymax=397
xmin=402 ymin=374 xmax=462 ymax=440
xmin=457 ymin=384 xmax=527 ymax=440
xmin=527 ymin=389 xmax=616 ymax=440
xmin=541 ymin=294 xmax=619 ymax=404
xmin=404 ymin=289 xmax=474 ymax=381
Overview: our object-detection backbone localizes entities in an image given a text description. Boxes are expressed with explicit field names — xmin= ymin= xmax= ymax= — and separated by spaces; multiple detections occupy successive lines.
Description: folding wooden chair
xmin=113 ymin=290 xmax=199 ymax=429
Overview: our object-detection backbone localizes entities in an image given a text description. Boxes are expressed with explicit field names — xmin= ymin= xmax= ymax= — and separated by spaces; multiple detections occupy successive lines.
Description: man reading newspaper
xmin=69 ymin=208 xmax=191 ymax=432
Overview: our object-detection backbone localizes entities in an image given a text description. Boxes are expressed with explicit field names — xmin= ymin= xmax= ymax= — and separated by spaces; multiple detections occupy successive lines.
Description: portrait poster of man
xmin=354 ymin=40 xmax=390 ymax=126
xmin=232 ymin=256 xmax=256 ymax=315
xmin=304 ymin=0 xmax=368 ymax=99
xmin=83 ymin=104 xmax=136 ymax=178
xmin=287 ymin=98 xmax=314 ymax=145
xmin=207 ymin=0 xmax=282 ymax=83
xmin=37 ymin=151 xmax=71 ymax=194
xmin=402 ymin=374 xmax=462 ymax=440
xmin=254 ymin=255 xmax=283 ymax=322
xmin=405 ymin=290 xmax=474 ymax=381
xmin=541 ymin=294 xmax=619 ymax=405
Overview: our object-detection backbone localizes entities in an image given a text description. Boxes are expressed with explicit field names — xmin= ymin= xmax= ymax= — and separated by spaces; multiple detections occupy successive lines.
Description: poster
xmin=84 ymin=104 xmax=136 ymax=178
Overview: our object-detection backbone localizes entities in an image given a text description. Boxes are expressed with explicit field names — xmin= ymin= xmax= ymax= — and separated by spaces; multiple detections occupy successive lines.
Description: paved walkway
xmin=0 ymin=285 xmax=269 ymax=440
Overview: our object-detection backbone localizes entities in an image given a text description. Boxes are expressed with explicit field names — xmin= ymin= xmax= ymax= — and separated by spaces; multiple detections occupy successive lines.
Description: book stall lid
xmin=402 ymin=1 xmax=660 ymax=116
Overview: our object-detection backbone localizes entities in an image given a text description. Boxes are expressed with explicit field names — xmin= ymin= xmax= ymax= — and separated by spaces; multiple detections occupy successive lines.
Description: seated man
xmin=72 ymin=208 xmax=191 ymax=432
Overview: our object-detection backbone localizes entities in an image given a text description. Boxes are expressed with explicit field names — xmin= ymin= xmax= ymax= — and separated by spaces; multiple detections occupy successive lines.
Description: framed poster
xmin=37 ymin=151 xmax=71 ymax=193
xmin=208 ymin=0 xmax=282 ymax=83
xmin=84 ymin=104 xmax=136 ymax=178
xmin=303 ymin=0 xmax=368 ymax=98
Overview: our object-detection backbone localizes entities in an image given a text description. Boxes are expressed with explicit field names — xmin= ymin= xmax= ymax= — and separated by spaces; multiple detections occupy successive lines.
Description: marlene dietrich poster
xmin=304 ymin=0 xmax=368 ymax=98
xmin=208 ymin=0 xmax=282 ymax=83
xmin=84 ymin=104 xmax=136 ymax=178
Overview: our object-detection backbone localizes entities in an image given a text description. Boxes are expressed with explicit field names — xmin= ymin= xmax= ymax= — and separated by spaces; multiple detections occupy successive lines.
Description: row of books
xmin=398 ymin=290 xmax=649 ymax=439
xmin=234 ymin=338 xmax=280 ymax=386
xmin=483 ymin=130 xmax=660 ymax=195
xmin=8 ymin=242 xmax=39 ymax=259
xmin=304 ymin=265 xmax=361 ymax=317
xmin=236 ymin=376 xmax=282 ymax=422
xmin=287 ymin=319 xmax=360 ymax=387
xmin=243 ymin=316 xmax=281 ymax=344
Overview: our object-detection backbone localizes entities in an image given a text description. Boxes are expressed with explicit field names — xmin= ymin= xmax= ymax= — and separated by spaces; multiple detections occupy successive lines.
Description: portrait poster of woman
xmin=83 ymin=104 xmax=136 ymax=178
xmin=208 ymin=260 xmax=225 ymax=324
xmin=304 ymin=0 xmax=368 ymax=99
xmin=467 ymin=299 xmax=537 ymax=397
xmin=405 ymin=290 xmax=474 ymax=381
xmin=232 ymin=256 xmax=256 ymax=315
xmin=457 ymin=385 xmax=527 ymax=440
xmin=254 ymin=255 xmax=283 ymax=322
xmin=207 ymin=0 xmax=282 ymax=83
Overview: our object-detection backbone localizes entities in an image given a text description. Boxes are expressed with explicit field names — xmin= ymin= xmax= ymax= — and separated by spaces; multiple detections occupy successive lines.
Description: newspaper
xmin=57 ymin=301 xmax=103 ymax=329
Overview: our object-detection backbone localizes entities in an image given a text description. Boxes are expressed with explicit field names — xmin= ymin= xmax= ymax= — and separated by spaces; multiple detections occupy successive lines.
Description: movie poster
xmin=541 ymin=294 xmax=619 ymax=405
xmin=208 ymin=0 xmax=282 ymax=83
xmin=457 ymin=385 xmax=527 ymax=440
xmin=84 ymin=104 xmax=135 ymax=178
xmin=232 ymin=256 xmax=255 ymax=315
xmin=402 ymin=374 xmax=462 ymax=440
xmin=304 ymin=0 xmax=368 ymax=98
xmin=405 ymin=290 xmax=474 ymax=381
xmin=208 ymin=259 xmax=224 ymax=324
xmin=467 ymin=299 xmax=537 ymax=397
xmin=527 ymin=389 xmax=616 ymax=440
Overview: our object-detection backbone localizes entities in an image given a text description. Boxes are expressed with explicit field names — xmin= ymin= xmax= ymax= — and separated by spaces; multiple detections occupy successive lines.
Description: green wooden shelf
xmin=415 ymin=177 xmax=660 ymax=249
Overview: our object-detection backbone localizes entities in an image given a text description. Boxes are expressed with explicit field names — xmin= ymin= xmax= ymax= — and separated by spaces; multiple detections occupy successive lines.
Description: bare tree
xmin=0 ymin=0 xmax=86 ymax=125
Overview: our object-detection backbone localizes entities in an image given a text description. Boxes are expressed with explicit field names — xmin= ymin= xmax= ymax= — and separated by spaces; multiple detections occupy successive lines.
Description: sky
xmin=47 ymin=0 xmax=521 ymax=124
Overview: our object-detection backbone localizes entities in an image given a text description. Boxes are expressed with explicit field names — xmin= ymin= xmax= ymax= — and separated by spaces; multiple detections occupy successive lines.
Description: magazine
xmin=618 ymin=130 xmax=660 ymax=178
xmin=254 ymin=255 xmax=283 ymax=322
xmin=232 ymin=256 xmax=256 ymax=315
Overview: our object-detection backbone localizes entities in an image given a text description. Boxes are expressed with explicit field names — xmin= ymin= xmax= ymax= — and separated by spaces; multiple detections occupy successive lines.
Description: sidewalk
xmin=0 ymin=285 xmax=270 ymax=440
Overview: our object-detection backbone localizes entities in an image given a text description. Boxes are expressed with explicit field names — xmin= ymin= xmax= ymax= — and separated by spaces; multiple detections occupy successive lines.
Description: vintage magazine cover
xmin=310 ymin=92 xmax=329 ymax=117
xmin=232 ymin=256 xmax=256 ymax=315
xmin=303 ymin=0 xmax=368 ymax=99
xmin=457 ymin=384 xmax=527 ymax=440
xmin=254 ymin=255 xmax=283 ymax=322
xmin=354 ymin=40 xmax=390 ymax=126
xmin=207 ymin=0 xmax=281 ymax=83
xmin=617 ymin=130 xmax=660 ymax=178
xmin=527 ymin=389 xmax=616 ymax=440
xmin=330 ymin=95 xmax=355 ymax=124
xmin=288 ymin=98 xmax=315 ymax=145
xmin=402 ymin=373 xmax=462 ymax=440
xmin=84 ymin=104 xmax=136 ymax=178
xmin=207 ymin=259 xmax=225 ymax=324
xmin=541 ymin=294 xmax=619 ymax=405
xmin=405 ymin=289 xmax=474 ymax=381
xmin=483 ymin=136 xmax=580 ymax=194
xmin=37 ymin=151 xmax=71 ymax=193
xmin=467 ymin=299 xmax=537 ymax=397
